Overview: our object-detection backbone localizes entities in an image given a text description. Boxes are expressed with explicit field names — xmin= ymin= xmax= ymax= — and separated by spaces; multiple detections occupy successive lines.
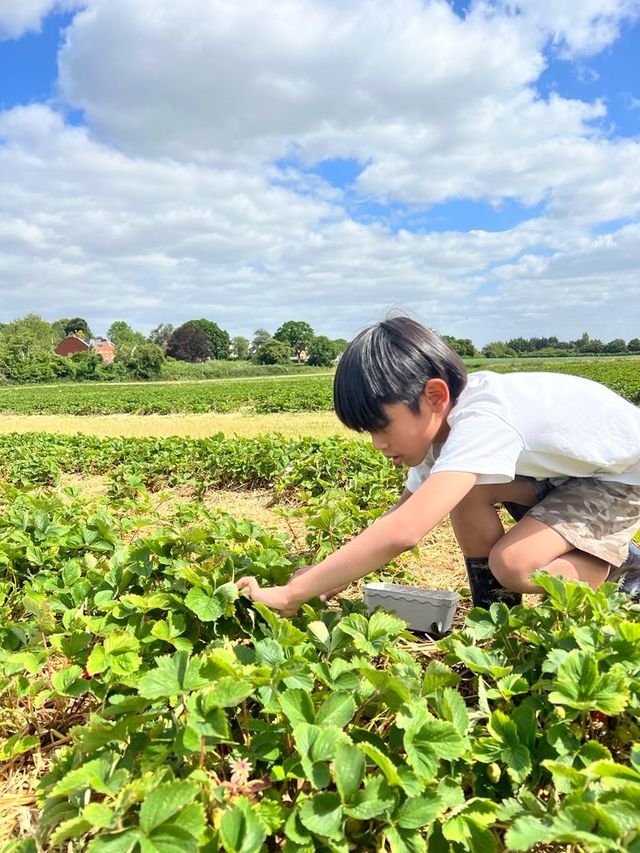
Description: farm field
xmin=0 ymin=355 xmax=638 ymax=415
xmin=2 ymin=429 xmax=640 ymax=850
xmin=0 ymin=411 xmax=352 ymax=440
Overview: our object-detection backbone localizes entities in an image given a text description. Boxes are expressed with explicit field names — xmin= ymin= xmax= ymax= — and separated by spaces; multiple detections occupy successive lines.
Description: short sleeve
xmin=430 ymin=408 xmax=524 ymax=484
xmin=406 ymin=461 xmax=432 ymax=493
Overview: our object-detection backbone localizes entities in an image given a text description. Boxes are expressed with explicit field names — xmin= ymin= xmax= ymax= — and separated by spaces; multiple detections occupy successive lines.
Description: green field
xmin=1 ymin=429 xmax=640 ymax=849
xmin=0 ymin=356 xmax=638 ymax=415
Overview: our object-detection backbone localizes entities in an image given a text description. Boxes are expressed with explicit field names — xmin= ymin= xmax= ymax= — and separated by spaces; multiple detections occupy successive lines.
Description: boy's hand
xmin=236 ymin=576 xmax=299 ymax=617
xmin=291 ymin=566 xmax=349 ymax=602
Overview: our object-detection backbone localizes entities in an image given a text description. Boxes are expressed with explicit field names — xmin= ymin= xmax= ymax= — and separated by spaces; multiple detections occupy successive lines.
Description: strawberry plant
xmin=1 ymin=473 xmax=640 ymax=850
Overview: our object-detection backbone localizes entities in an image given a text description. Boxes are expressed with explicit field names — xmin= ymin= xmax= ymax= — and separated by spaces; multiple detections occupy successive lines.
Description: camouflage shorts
xmin=525 ymin=477 xmax=640 ymax=567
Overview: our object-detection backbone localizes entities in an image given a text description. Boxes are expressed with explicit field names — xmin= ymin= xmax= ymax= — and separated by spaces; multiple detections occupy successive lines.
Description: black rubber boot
xmin=464 ymin=556 xmax=523 ymax=609
xmin=503 ymin=502 xmax=530 ymax=522
xmin=607 ymin=541 xmax=640 ymax=599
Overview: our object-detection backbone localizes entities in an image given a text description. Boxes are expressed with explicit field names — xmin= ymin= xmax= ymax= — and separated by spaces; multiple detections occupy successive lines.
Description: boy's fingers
xmin=236 ymin=576 xmax=259 ymax=597
xmin=319 ymin=583 xmax=349 ymax=602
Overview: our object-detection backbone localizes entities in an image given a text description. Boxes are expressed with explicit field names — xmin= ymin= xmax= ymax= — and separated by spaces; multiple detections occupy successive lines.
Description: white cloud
xmin=0 ymin=0 xmax=82 ymax=40
xmin=496 ymin=0 xmax=640 ymax=58
xmin=1 ymin=0 xmax=640 ymax=344
xmin=55 ymin=0 xmax=640 ymax=216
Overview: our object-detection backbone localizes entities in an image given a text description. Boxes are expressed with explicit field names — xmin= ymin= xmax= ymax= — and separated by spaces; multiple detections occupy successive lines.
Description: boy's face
xmin=369 ymin=380 xmax=451 ymax=467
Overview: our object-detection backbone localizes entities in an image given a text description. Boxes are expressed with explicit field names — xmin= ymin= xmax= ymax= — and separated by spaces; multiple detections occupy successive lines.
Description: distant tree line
xmin=0 ymin=314 xmax=349 ymax=384
xmin=442 ymin=332 xmax=640 ymax=359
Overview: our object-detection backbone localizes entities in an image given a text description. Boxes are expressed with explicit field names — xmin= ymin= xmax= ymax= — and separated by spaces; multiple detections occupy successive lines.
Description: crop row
xmin=1 ymin=481 xmax=639 ymax=851
xmin=0 ymin=357 xmax=638 ymax=414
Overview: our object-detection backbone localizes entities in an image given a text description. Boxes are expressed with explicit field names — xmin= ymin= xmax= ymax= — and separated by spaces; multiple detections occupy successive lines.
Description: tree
xmin=148 ymin=323 xmax=174 ymax=349
xmin=251 ymin=329 xmax=271 ymax=356
xmin=51 ymin=319 xmax=69 ymax=344
xmin=107 ymin=321 xmax=147 ymax=363
xmin=604 ymin=338 xmax=627 ymax=354
xmin=189 ymin=319 xmax=231 ymax=360
xmin=332 ymin=339 xmax=349 ymax=356
xmin=481 ymin=342 xmax=517 ymax=358
xmin=274 ymin=321 xmax=315 ymax=362
xmin=256 ymin=338 xmax=292 ymax=365
xmin=166 ymin=322 xmax=211 ymax=362
xmin=628 ymin=338 xmax=640 ymax=352
xmin=70 ymin=350 xmax=103 ymax=380
xmin=0 ymin=314 xmax=56 ymax=362
xmin=588 ymin=338 xmax=604 ymax=353
xmin=307 ymin=336 xmax=337 ymax=367
xmin=442 ymin=335 xmax=478 ymax=358
xmin=64 ymin=317 xmax=92 ymax=339
xmin=127 ymin=343 xmax=165 ymax=379
xmin=231 ymin=336 xmax=250 ymax=360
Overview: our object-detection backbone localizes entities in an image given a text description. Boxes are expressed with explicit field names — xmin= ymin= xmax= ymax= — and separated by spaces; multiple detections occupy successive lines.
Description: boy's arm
xmin=237 ymin=470 xmax=478 ymax=611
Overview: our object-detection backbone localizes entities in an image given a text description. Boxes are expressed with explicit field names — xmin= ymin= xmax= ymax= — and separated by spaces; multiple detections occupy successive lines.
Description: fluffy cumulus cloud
xmin=1 ymin=0 xmax=640 ymax=343
xmin=499 ymin=0 xmax=640 ymax=57
xmin=0 ymin=0 xmax=82 ymax=40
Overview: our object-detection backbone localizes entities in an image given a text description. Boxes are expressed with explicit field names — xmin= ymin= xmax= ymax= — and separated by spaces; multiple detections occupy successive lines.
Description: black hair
xmin=333 ymin=316 xmax=467 ymax=432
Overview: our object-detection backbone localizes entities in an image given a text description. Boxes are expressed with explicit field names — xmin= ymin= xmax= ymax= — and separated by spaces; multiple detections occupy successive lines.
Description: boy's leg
xmin=488 ymin=515 xmax=610 ymax=593
xmin=449 ymin=478 xmax=541 ymax=607
xmin=449 ymin=478 xmax=541 ymax=558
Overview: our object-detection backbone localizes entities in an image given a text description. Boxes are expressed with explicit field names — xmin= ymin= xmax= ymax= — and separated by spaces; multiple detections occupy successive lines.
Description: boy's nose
xmin=370 ymin=432 xmax=388 ymax=452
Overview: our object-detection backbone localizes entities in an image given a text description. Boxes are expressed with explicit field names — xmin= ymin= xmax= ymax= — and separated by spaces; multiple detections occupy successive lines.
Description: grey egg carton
xmin=363 ymin=582 xmax=459 ymax=633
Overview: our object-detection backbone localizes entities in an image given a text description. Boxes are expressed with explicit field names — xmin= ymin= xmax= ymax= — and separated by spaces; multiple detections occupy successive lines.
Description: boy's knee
xmin=488 ymin=542 xmax=529 ymax=589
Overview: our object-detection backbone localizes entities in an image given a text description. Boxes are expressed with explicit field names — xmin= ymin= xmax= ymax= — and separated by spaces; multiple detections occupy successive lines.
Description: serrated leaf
xmin=334 ymin=743 xmax=365 ymax=802
xmin=316 ymin=693 xmax=356 ymax=728
xmin=298 ymin=793 xmax=343 ymax=841
xmin=52 ymin=665 xmax=87 ymax=697
xmin=395 ymin=793 xmax=443 ymax=829
xmin=185 ymin=587 xmax=223 ymax=622
xmin=279 ymin=688 xmax=315 ymax=725
xmin=452 ymin=641 xmax=511 ymax=678
xmin=86 ymin=829 xmax=141 ymax=853
xmin=220 ymin=797 xmax=266 ymax=853
xmin=433 ymin=688 xmax=469 ymax=735
xmin=138 ymin=652 xmax=209 ymax=699
xmin=139 ymin=781 xmax=198 ymax=834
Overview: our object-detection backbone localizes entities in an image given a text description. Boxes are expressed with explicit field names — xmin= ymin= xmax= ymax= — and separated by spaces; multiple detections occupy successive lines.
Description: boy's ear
xmin=423 ymin=378 xmax=450 ymax=412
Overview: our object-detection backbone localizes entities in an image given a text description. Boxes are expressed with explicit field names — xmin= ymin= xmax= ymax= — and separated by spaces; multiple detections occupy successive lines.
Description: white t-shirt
xmin=406 ymin=370 xmax=640 ymax=492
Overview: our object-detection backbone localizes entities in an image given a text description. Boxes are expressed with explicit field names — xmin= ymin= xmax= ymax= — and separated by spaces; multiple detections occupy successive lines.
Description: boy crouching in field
xmin=237 ymin=317 xmax=640 ymax=615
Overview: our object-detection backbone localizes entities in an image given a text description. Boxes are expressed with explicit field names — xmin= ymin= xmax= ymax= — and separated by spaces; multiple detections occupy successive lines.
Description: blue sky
xmin=0 ymin=1 xmax=639 ymax=344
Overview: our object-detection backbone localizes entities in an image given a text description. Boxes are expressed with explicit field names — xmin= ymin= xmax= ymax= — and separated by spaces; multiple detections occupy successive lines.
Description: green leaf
xmin=298 ymin=793 xmax=343 ymax=841
xmin=279 ymin=688 xmax=315 ymax=725
xmin=423 ymin=660 xmax=460 ymax=695
xmin=138 ymin=652 xmax=209 ymax=699
xmin=452 ymin=641 xmax=511 ymax=678
xmin=333 ymin=743 xmax=365 ymax=802
xmin=51 ymin=665 xmax=87 ymax=697
xmin=145 ymin=826 xmax=198 ymax=853
xmin=220 ymin=797 xmax=266 ymax=853
xmin=316 ymin=693 xmax=356 ymax=728
xmin=384 ymin=825 xmax=426 ymax=853
xmin=104 ymin=631 xmax=142 ymax=677
xmin=396 ymin=702 xmax=467 ymax=781
xmin=359 ymin=742 xmax=405 ymax=789
xmin=139 ymin=781 xmax=198 ymax=834
xmin=432 ymin=688 xmax=469 ymax=735
xmin=87 ymin=830 xmax=141 ymax=853
xmin=81 ymin=803 xmax=115 ymax=829
xmin=205 ymin=677 xmax=253 ymax=708
xmin=343 ymin=775 xmax=395 ymax=820
xmin=0 ymin=734 xmax=40 ymax=761
xmin=548 ymin=651 xmax=630 ymax=714
xmin=395 ymin=793 xmax=443 ymax=829
xmin=185 ymin=587 xmax=223 ymax=622
xmin=51 ymin=753 xmax=129 ymax=798
xmin=504 ymin=818 xmax=557 ymax=851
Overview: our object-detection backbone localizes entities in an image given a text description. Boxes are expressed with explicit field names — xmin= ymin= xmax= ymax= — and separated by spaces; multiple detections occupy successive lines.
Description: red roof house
xmin=54 ymin=334 xmax=115 ymax=364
